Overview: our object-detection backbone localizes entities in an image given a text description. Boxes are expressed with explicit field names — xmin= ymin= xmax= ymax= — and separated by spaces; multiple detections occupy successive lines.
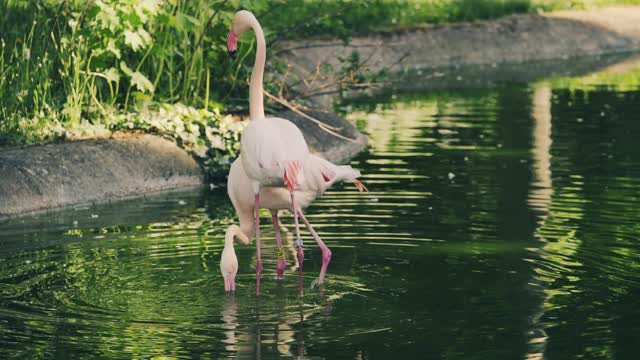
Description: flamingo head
xmin=227 ymin=10 xmax=255 ymax=60
xmin=226 ymin=31 xmax=238 ymax=60
xmin=220 ymin=225 xmax=244 ymax=292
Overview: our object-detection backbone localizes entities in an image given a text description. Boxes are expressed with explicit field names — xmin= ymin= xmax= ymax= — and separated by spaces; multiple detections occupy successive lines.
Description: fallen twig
xmin=263 ymin=89 xmax=358 ymax=143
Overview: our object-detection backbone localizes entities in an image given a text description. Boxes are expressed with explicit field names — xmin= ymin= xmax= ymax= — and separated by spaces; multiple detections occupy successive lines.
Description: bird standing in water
xmin=225 ymin=10 xmax=367 ymax=295
xmin=227 ymin=154 xmax=367 ymax=290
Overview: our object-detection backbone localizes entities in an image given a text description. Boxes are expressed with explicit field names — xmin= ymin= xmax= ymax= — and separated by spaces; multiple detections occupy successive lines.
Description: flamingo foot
xmin=352 ymin=179 xmax=369 ymax=192
xmin=296 ymin=209 xmax=333 ymax=286
xmin=317 ymin=247 xmax=332 ymax=285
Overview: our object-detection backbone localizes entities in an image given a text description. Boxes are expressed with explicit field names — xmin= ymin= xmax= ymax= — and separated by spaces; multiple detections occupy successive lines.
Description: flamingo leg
xmin=297 ymin=210 xmax=332 ymax=285
xmin=284 ymin=161 xmax=304 ymax=295
xmin=254 ymin=193 xmax=262 ymax=296
xmin=291 ymin=192 xmax=304 ymax=296
xmin=271 ymin=211 xmax=286 ymax=279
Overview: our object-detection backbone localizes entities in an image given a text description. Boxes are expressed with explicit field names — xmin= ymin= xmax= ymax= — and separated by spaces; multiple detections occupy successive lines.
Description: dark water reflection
xmin=1 ymin=64 xmax=640 ymax=358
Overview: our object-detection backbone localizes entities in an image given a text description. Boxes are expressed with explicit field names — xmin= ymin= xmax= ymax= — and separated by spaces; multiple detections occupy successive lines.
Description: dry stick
xmin=301 ymin=63 xmax=323 ymax=98
xmin=263 ymin=89 xmax=341 ymax=131
xmin=263 ymin=90 xmax=358 ymax=144
xmin=297 ymin=49 xmax=410 ymax=100
xmin=294 ymin=103 xmax=332 ymax=114
xmin=278 ymin=65 xmax=291 ymax=98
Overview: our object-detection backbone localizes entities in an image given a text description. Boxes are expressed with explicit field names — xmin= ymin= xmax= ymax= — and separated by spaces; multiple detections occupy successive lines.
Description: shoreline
xmin=278 ymin=6 xmax=640 ymax=105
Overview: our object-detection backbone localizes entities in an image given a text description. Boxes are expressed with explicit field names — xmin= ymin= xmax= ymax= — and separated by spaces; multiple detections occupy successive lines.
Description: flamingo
xmin=227 ymin=153 xmax=368 ymax=290
xmin=220 ymin=224 xmax=249 ymax=292
xmin=226 ymin=10 xmax=309 ymax=295
xmin=225 ymin=10 xmax=367 ymax=294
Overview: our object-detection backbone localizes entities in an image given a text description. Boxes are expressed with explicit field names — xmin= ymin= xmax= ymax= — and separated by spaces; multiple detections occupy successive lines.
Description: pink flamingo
xmin=226 ymin=10 xmax=367 ymax=295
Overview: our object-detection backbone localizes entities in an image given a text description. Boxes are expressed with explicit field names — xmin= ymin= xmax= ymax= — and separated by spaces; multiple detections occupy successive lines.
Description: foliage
xmin=0 ymin=0 xmax=256 ymax=178
xmin=18 ymin=103 xmax=245 ymax=177
xmin=1 ymin=0 xmax=640 ymax=163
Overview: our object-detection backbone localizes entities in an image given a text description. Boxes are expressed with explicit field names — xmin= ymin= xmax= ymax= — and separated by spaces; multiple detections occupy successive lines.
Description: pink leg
xmin=284 ymin=162 xmax=304 ymax=295
xmin=291 ymin=193 xmax=304 ymax=296
xmin=297 ymin=210 xmax=332 ymax=284
xmin=271 ymin=211 xmax=286 ymax=279
xmin=254 ymin=194 xmax=262 ymax=296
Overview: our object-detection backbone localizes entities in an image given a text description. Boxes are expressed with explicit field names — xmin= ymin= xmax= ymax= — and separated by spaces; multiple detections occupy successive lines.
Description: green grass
xmin=263 ymin=0 xmax=640 ymax=40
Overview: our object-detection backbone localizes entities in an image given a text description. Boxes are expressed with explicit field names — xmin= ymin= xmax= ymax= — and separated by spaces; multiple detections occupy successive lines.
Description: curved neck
xmin=224 ymin=233 xmax=235 ymax=248
xmin=249 ymin=19 xmax=266 ymax=120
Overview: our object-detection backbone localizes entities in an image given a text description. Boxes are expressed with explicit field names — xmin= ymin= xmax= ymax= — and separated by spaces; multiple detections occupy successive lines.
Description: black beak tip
xmin=229 ymin=50 xmax=237 ymax=60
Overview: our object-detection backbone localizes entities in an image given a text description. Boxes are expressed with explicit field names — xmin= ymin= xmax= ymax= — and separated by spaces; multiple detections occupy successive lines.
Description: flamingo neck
xmin=224 ymin=233 xmax=235 ymax=248
xmin=224 ymin=226 xmax=238 ymax=248
xmin=238 ymin=209 xmax=255 ymax=240
xmin=248 ymin=19 xmax=266 ymax=120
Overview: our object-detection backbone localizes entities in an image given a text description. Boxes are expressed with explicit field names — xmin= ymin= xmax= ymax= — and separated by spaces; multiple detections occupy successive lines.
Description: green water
xmin=2 ymin=61 xmax=640 ymax=359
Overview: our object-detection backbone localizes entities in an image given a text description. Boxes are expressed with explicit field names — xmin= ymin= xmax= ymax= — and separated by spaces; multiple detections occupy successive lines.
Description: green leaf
xmin=120 ymin=62 xmax=154 ymax=93
xmin=124 ymin=29 xmax=151 ymax=51
xmin=130 ymin=72 xmax=154 ymax=93
xmin=103 ymin=67 xmax=120 ymax=83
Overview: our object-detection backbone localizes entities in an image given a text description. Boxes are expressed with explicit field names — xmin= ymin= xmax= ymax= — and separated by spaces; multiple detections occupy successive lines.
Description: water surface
xmin=1 ymin=59 xmax=640 ymax=359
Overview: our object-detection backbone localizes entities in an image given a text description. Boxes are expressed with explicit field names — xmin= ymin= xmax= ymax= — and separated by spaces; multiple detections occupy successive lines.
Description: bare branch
xmin=263 ymin=89 xmax=358 ymax=144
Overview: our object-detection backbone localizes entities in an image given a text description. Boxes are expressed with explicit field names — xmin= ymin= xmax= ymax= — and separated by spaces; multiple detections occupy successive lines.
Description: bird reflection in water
xmin=220 ymin=289 xmax=341 ymax=358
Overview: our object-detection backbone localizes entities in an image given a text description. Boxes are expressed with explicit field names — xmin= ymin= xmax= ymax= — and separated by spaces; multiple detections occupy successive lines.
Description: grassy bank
xmin=1 ymin=0 xmax=639 ymax=176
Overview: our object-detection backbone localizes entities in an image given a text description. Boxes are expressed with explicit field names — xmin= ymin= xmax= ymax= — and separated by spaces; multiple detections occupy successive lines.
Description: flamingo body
xmin=228 ymin=153 xmax=364 ymax=240
xmin=240 ymin=117 xmax=309 ymax=188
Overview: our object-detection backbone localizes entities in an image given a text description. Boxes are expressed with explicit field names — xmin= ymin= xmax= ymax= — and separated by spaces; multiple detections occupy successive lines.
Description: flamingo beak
xmin=227 ymin=31 xmax=238 ymax=60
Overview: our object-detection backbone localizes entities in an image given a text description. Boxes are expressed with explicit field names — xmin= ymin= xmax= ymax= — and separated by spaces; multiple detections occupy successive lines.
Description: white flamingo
xmin=220 ymin=224 xmax=249 ymax=292
xmin=227 ymin=153 xmax=367 ymax=290
xmin=226 ymin=10 xmax=367 ymax=294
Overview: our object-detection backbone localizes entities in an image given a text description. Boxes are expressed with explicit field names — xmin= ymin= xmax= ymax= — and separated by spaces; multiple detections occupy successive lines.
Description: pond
xmin=2 ymin=56 xmax=640 ymax=359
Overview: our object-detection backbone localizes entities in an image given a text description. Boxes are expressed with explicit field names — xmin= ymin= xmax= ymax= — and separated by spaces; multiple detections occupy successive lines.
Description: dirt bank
xmin=278 ymin=6 xmax=640 ymax=103
xmin=0 ymin=134 xmax=202 ymax=218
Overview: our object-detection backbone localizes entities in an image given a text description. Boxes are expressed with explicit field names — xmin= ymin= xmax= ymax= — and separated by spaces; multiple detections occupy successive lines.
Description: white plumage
xmin=240 ymin=117 xmax=309 ymax=189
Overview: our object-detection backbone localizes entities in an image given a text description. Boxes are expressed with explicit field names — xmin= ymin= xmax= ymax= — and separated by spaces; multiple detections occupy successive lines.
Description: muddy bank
xmin=0 ymin=134 xmax=202 ymax=218
xmin=278 ymin=6 xmax=640 ymax=104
